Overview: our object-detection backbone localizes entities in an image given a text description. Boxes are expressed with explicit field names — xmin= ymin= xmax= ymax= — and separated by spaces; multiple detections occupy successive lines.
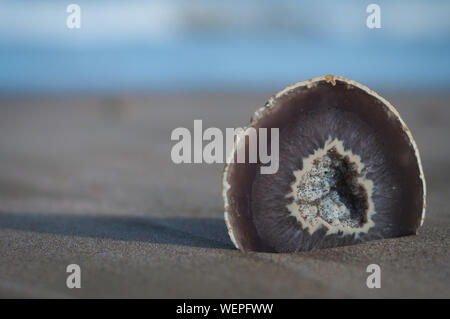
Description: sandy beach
xmin=0 ymin=93 xmax=449 ymax=298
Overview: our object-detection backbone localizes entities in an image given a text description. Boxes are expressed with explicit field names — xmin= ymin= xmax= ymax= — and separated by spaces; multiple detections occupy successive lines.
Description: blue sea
xmin=0 ymin=0 xmax=449 ymax=94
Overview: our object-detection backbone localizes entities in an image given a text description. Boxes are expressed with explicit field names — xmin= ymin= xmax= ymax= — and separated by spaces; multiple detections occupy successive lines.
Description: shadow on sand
xmin=0 ymin=211 xmax=234 ymax=250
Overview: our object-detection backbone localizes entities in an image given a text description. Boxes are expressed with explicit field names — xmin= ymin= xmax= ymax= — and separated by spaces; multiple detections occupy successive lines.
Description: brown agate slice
xmin=222 ymin=75 xmax=426 ymax=252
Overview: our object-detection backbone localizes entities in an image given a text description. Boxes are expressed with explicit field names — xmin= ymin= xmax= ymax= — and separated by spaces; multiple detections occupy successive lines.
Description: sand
xmin=0 ymin=93 xmax=448 ymax=298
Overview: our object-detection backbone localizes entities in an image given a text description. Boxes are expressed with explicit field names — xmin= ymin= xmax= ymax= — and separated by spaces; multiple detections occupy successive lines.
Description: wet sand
xmin=0 ymin=93 xmax=449 ymax=298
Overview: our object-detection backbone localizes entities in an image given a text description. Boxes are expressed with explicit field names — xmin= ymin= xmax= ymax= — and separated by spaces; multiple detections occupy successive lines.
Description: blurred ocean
xmin=0 ymin=0 xmax=449 ymax=94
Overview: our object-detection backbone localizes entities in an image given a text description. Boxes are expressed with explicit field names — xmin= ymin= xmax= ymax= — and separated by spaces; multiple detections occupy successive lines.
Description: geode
xmin=222 ymin=75 xmax=426 ymax=252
